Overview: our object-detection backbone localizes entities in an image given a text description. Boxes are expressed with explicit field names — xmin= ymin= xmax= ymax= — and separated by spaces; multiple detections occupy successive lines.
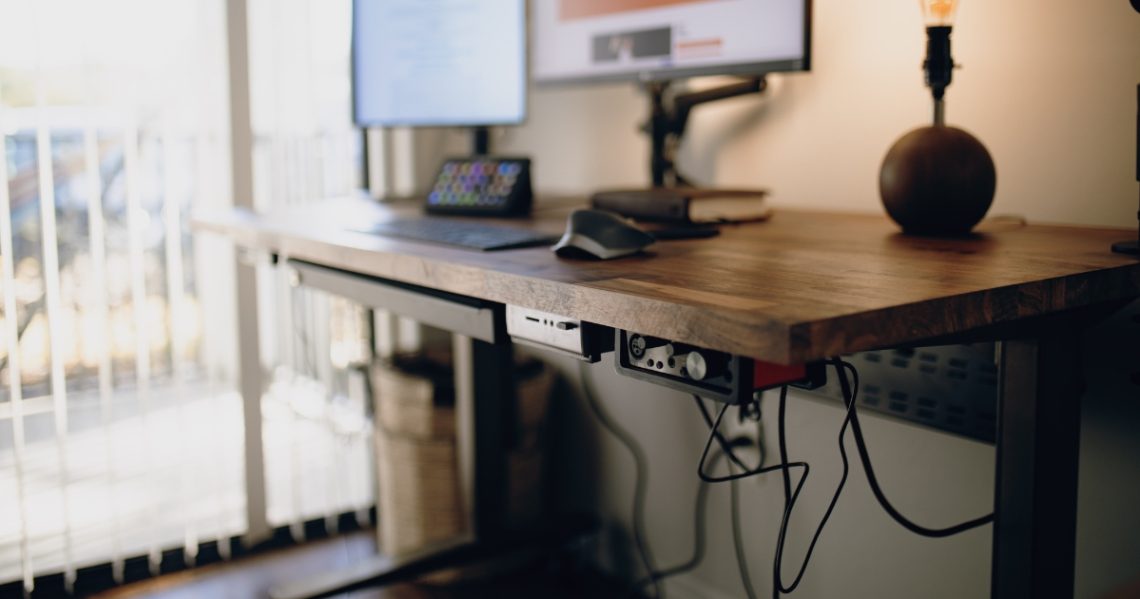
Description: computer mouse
xmin=552 ymin=209 xmax=656 ymax=260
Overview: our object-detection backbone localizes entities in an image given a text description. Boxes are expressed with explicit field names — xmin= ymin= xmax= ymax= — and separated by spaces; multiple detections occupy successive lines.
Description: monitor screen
xmin=531 ymin=0 xmax=810 ymax=84
xmin=352 ymin=0 xmax=527 ymax=127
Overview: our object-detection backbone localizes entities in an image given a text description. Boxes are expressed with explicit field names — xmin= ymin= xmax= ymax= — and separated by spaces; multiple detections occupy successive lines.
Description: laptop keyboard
xmin=356 ymin=217 xmax=558 ymax=251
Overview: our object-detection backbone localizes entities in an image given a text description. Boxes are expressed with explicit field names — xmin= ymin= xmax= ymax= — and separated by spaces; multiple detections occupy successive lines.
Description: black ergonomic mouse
xmin=552 ymin=209 xmax=656 ymax=260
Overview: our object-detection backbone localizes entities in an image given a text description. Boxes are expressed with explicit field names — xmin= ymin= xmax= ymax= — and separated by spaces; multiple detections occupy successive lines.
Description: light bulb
xmin=920 ymin=0 xmax=958 ymax=27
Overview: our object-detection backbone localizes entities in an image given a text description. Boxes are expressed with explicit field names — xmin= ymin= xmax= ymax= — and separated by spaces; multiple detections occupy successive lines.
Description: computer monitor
xmin=531 ymin=0 xmax=810 ymax=85
xmin=532 ymin=0 xmax=811 ymax=188
xmin=352 ymin=0 xmax=527 ymax=129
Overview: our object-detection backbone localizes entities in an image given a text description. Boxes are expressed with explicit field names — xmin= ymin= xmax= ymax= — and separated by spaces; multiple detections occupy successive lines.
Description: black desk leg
xmin=993 ymin=331 xmax=1084 ymax=599
xmin=466 ymin=336 xmax=515 ymax=538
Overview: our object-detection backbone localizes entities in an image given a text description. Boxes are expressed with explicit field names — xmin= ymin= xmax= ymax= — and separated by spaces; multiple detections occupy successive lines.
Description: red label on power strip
xmin=753 ymin=361 xmax=808 ymax=391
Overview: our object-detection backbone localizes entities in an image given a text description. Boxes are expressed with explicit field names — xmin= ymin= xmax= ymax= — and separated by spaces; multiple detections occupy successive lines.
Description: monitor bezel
xmin=351 ymin=0 xmax=529 ymax=128
xmin=529 ymin=0 xmax=812 ymax=87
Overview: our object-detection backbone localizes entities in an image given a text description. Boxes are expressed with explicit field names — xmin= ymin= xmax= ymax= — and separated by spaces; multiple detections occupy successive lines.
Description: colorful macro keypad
xmin=428 ymin=159 xmax=523 ymax=209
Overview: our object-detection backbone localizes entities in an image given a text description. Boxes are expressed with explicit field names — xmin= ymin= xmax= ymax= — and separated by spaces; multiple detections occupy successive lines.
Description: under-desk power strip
xmin=506 ymin=305 xmax=613 ymax=363
xmin=614 ymin=330 xmax=826 ymax=403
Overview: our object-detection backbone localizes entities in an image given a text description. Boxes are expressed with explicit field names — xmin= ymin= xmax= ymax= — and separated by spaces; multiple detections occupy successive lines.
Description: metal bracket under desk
xmin=285 ymin=258 xmax=505 ymax=344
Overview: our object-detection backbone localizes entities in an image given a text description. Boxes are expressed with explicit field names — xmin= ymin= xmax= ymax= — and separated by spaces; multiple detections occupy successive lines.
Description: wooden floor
xmin=92 ymin=531 xmax=629 ymax=599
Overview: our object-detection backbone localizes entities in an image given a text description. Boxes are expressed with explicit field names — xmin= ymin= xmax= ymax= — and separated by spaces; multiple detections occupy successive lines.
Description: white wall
xmin=407 ymin=0 xmax=1140 ymax=596
xmin=499 ymin=0 xmax=1140 ymax=228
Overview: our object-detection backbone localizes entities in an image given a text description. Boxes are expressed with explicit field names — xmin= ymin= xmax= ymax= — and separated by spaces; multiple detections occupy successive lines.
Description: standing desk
xmin=195 ymin=195 xmax=1140 ymax=598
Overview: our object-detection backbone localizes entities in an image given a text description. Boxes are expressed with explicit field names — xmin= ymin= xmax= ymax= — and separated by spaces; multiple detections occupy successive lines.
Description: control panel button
xmin=684 ymin=350 xmax=727 ymax=381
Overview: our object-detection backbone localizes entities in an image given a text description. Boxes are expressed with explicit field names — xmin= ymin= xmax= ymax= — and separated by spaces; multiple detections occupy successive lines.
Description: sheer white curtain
xmin=245 ymin=0 xmax=373 ymax=539
xmin=0 ymin=0 xmax=242 ymax=593
xmin=0 ymin=0 xmax=372 ymax=593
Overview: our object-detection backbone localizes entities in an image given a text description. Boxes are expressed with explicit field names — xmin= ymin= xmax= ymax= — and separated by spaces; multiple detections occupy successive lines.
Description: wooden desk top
xmin=194 ymin=195 xmax=1140 ymax=364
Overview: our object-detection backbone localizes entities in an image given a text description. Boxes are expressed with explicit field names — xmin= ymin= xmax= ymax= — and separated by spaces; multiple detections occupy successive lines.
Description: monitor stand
xmin=473 ymin=126 xmax=491 ymax=156
xmin=646 ymin=76 xmax=767 ymax=188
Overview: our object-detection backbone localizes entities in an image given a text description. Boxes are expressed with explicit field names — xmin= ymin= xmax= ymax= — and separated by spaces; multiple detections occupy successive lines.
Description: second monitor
xmin=532 ymin=0 xmax=811 ymax=190
xmin=531 ymin=0 xmax=810 ymax=84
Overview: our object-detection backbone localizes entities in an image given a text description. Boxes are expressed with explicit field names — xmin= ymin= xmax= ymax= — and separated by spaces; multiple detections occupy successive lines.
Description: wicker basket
xmin=371 ymin=353 xmax=551 ymax=557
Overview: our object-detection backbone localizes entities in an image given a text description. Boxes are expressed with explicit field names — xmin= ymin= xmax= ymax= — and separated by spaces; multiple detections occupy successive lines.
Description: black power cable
xmin=772 ymin=361 xmax=860 ymax=597
xmin=588 ymin=353 xmax=991 ymax=598
xmin=694 ymin=396 xmax=764 ymax=599
xmin=836 ymin=360 xmax=994 ymax=538
xmin=729 ymin=459 xmax=760 ymax=599
xmin=697 ymin=401 xmax=811 ymax=484
xmin=578 ymin=363 xmax=661 ymax=598
xmin=695 ymin=398 xmax=819 ymax=597
xmin=635 ymin=443 xmax=731 ymax=589
xmin=639 ymin=397 xmax=768 ymax=595
xmin=692 ymin=358 xmax=995 ymax=598
xmin=693 ymin=395 xmax=760 ymax=472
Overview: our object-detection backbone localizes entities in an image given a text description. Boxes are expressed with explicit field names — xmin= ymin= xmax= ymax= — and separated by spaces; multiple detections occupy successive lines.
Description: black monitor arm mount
xmin=644 ymin=76 xmax=767 ymax=188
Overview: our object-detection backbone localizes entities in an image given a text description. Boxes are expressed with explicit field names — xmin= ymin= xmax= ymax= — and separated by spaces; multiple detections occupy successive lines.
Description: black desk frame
xmin=271 ymin=258 xmax=1105 ymax=599
xmin=994 ymin=332 xmax=1083 ymax=599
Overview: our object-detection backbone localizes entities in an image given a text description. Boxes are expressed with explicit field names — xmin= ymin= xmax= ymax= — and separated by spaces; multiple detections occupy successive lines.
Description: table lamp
xmin=879 ymin=0 xmax=996 ymax=236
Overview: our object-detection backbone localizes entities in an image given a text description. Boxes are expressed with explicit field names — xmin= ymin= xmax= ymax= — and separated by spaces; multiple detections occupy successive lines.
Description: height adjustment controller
xmin=616 ymin=330 xmax=827 ymax=404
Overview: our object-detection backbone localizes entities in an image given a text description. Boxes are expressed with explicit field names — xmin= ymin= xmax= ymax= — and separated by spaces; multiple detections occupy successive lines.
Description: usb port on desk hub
xmin=506 ymin=305 xmax=611 ymax=363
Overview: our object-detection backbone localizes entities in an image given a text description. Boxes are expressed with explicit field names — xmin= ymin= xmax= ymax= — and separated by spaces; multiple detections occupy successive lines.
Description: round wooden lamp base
xmin=879 ymin=125 xmax=996 ymax=236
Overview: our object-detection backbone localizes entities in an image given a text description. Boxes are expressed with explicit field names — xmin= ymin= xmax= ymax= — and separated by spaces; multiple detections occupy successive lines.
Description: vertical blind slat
xmin=79 ymin=5 xmax=123 ymax=577
xmin=287 ymin=286 xmax=306 ymax=542
xmin=34 ymin=56 xmax=76 ymax=589
xmin=162 ymin=128 xmax=198 ymax=562
xmin=123 ymin=124 xmax=159 ymax=573
xmin=83 ymin=122 xmax=123 ymax=583
xmin=0 ymin=90 xmax=35 ymax=596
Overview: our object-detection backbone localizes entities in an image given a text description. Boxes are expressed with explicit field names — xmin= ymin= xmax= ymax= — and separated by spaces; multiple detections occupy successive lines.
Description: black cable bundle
xmin=771 ymin=364 xmax=859 ymax=597
xmin=693 ymin=396 xmax=766 ymax=599
xmin=584 ymin=356 xmax=995 ymax=599
xmin=696 ymin=358 xmax=995 ymax=598
xmin=581 ymin=361 xmax=772 ymax=599
xmin=836 ymin=361 xmax=994 ymax=538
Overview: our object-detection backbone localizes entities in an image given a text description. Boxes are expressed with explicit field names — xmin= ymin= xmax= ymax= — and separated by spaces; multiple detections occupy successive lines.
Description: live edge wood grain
xmin=193 ymin=195 xmax=1140 ymax=365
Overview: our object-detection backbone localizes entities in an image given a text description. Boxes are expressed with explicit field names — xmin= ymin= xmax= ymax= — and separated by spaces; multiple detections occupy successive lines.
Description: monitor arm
xmin=645 ymin=76 xmax=767 ymax=187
